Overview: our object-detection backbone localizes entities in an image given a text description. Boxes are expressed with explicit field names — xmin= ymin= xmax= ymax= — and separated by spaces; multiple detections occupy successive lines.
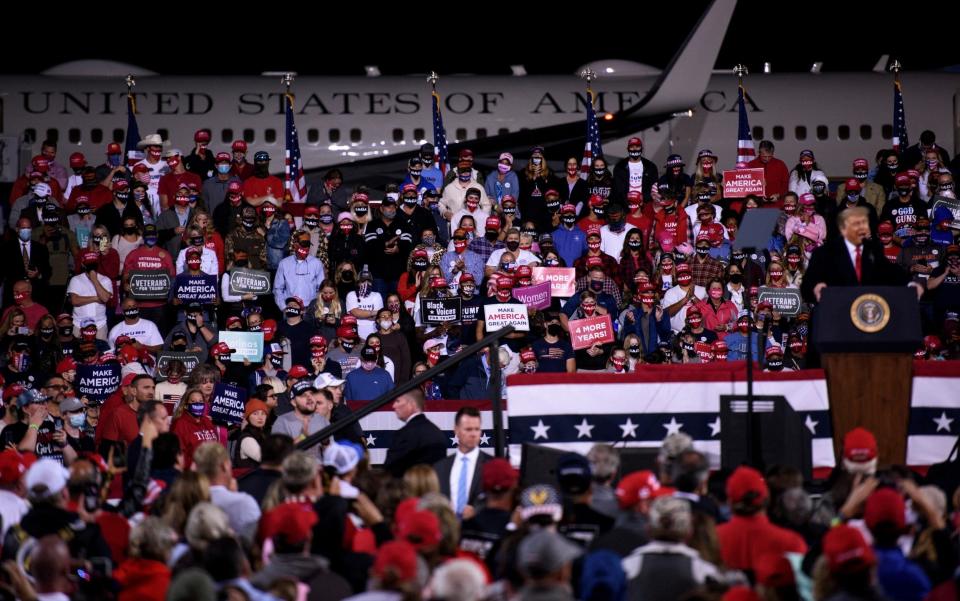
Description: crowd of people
xmin=0 ymin=123 xmax=955 ymax=599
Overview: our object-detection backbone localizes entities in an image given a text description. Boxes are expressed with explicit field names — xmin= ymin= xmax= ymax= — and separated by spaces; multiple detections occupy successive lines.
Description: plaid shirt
xmin=574 ymin=275 xmax=623 ymax=306
xmin=468 ymin=236 xmax=505 ymax=264
xmin=689 ymin=255 xmax=725 ymax=288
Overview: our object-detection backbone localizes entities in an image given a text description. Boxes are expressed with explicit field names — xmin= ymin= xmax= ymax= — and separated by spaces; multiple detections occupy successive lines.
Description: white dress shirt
xmin=448 ymin=446 xmax=480 ymax=512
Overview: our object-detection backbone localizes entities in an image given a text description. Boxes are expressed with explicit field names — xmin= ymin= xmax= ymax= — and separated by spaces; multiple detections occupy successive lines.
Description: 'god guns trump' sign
xmin=569 ymin=315 xmax=615 ymax=350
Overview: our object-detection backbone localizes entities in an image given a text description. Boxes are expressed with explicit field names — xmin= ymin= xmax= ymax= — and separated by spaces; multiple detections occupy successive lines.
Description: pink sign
xmin=532 ymin=267 xmax=576 ymax=298
xmin=722 ymin=168 xmax=766 ymax=198
xmin=569 ymin=315 xmax=615 ymax=350
xmin=512 ymin=281 xmax=552 ymax=310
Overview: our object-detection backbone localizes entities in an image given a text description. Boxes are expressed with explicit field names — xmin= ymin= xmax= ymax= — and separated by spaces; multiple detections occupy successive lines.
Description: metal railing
xmin=297 ymin=326 xmax=516 ymax=457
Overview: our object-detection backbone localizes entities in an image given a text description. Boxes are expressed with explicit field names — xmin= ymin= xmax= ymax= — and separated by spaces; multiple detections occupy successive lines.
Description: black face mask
xmin=629 ymin=345 xmax=641 ymax=358
xmin=123 ymin=226 xmax=138 ymax=235
xmin=185 ymin=315 xmax=198 ymax=325
xmin=59 ymin=326 xmax=73 ymax=337
xmin=562 ymin=216 xmax=576 ymax=227
xmin=269 ymin=355 xmax=283 ymax=368
xmin=767 ymin=358 xmax=784 ymax=371
xmin=485 ymin=231 xmax=499 ymax=242
xmin=812 ymin=184 xmax=826 ymax=195
xmin=39 ymin=327 xmax=55 ymax=338
xmin=255 ymin=164 xmax=269 ymax=177
xmin=341 ymin=341 xmax=354 ymax=353
xmin=897 ymin=188 xmax=911 ymax=197
xmin=502 ymin=207 xmax=516 ymax=217
xmin=729 ymin=273 xmax=743 ymax=284
xmin=695 ymin=246 xmax=710 ymax=256
xmin=242 ymin=219 xmax=256 ymax=229
xmin=593 ymin=168 xmax=606 ymax=178
xmin=234 ymin=259 xmax=248 ymax=268
xmin=285 ymin=308 xmax=301 ymax=318
xmin=304 ymin=219 xmax=318 ymax=228
xmin=627 ymin=240 xmax=642 ymax=250
xmin=412 ymin=259 xmax=428 ymax=271
xmin=123 ymin=309 xmax=139 ymax=320
xmin=628 ymin=151 xmax=642 ymax=160
xmin=403 ymin=197 xmax=418 ymax=207
xmin=506 ymin=241 xmax=520 ymax=252
xmin=546 ymin=324 xmax=564 ymax=338
xmin=172 ymin=343 xmax=187 ymax=352
xmin=353 ymin=205 xmax=369 ymax=217
xmin=190 ymin=236 xmax=204 ymax=247
xmin=248 ymin=324 xmax=262 ymax=332
xmin=732 ymin=253 xmax=745 ymax=263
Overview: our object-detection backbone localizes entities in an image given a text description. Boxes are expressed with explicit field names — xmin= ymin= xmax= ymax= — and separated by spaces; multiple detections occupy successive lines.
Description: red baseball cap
xmin=215 ymin=152 xmax=231 ymax=163
xmin=429 ymin=276 xmax=448 ymax=289
xmin=586 ymin=224 xmax=602 ymax=237
xmin=397 ymin=509 xmax=442 ymax=550
xmin=823 ymin=525 xmax=876 ymax=574
xmin=676 ymin=263 xmax=691 ymax=275
xmin=721 ymin=587 xmax=760 ymax=601
xmin=615 ymin=470 xmax=661 ymax=509
xmin=341 ymin=315 xmax=358 ymax=327
xmin=627 ymin=137 xmax=643 ymax=149
xmin=878 ymin=221 xmax=894 ymax=234
xmin=561 ymin=203 xmax=576 ymax=214
xmin=852 ymin=158 xmax=869 ymax=170
xmin=519 ymin=347 xmax=536 ymax=363
xmin=755 ymin=553 xmax=796 ymax=588
xmin=2 ymin=384 xmax=24 ymax=402
xmin=765 ymin=345 xmax=783 ymax=359
xmin=586 ymin=256 xmax=603 ymax=268
xmin=895 ymin=173 xmax=911 ymax=186
xmin=401 ymin=183 xmax=417 ymax=194
xmin=0 ymin=450 xmax=31 ymax=485
xmin=106 ymin=142 xmax=122 ymax=155
xmin=844 ymin=178 xmax=861 ymax=192
xmin=843 ymin=427 xmax=877 ymax=463
xmin=482 ymin=458 xmax=519 ymax=492
xmin=260 ymin=502 xmax=318 ymax=545
xmin=589 ymin=195 xmax=604 ymax=207
xmin=725 ymin=466 xmax=768 ymax=507
xmin=69 ymin=152 xmax=86 ymax=168
xmin=227 ymin=181 xmax=242 ymax=193
xmin=288 ymin=365 xmax=309 ymax=379
xmin=31 ymin=156 xmax=49 ymax=172
xmin=261 ymin=319 xmax=277 ymax=342
xmin=485 ymin=216 xmax=501 ymax=230
xmin=373 ymin=540 xmax=418 ymax=583
xmin=336 ymin=325 xmax=356 ymax=340
xmin=864 ymin=487 xmax=906 ymax=531
xmin=516 ymin=265 xmax=533 ymax=278
xmin=310 ymin=335 xmax=328 ymax=347
xmin=194 ymin=129 xmax=211 ymax=144
xmin=496 ymin=275 xmax=514 ymax=290
xmin=81 ymin=250 xmax=100 ymax=264
xmin=459 ymin=148 xmax=474 ymax=160
xmin=232 ymin=140 xmax=248 ymax=152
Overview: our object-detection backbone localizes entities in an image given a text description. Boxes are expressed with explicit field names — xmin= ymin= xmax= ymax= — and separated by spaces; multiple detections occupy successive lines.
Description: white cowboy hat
xmin=136 ymin=133 xmax=170 ymax=149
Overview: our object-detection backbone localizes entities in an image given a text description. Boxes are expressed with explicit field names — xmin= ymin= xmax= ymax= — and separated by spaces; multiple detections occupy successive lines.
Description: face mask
xmin=879 ymin=235 xmax=893 ymax=244
xmin=358 ymin=281 xmax=372 ymax=297
xmin=427 ymin=349 xmax=440 ymax=366
xmin=688 ymin=317 xmax=703 ymax=328
xmin=295 ymin=247 xmax=309 ymax=260
xmin=801 ymin=161 xmax=813 ymax=171
xmin=189 ymin=236 xmax=204 ymax=247
xmin=612 ymin=358 xmax=626 ymax=371
xmin=285 ymin=308 xmax=301 ymax=318
xmin=18 ymin=228 xmax=32 ymax=242
xmin=341 ymin=341 xmax=354 ymax=353
xmin=641 ymin=295 xmax=655 ymax=307
xmin=352 ymin=204 xmax=368 ymax=217
xmin=767 ymin=358 xmax=784 ymax=371
xmin=588 ymin=241 xmax=601 ymax=252
xmin=382 ymin=207 xmax=397 ymax=220
xmin=812 ymin=183 xmax=826 ymax=195
xmin=505 ymin=241 xmax=520 ymax=252
xmin=458 ymin=172 xmax=471 ymax=182
xmin=593 ymin=168 xmax=606 ymax=178
xmin=846 ymin=193 xmax=860 ymax=203
xmin=269 ymin=355 xmax=283 ymax=368
xmin=216 ymin=164 xmax=231 ymax=175
xmin=887 ymin=163 xmax=899 ymax=172
xmin=562 ymin=216 xmax=576 ymax=227
xmin=234 ymin=259 xmax=248 ymax=268
xmin=132 ymin=188 xmax=146 ymax=201
xmin=695 ymin=246 xmax=710 ymax=256
xmin=677 ymin=274 xmax=692 ymax=286
xmin=67 ymin=413 xmax=86 ymax=429
xmin=897 ymin=188 xmax=911 ymax=197
xmin=412 ymin=259 xmax=428 ymax=271
xmin=59 ymin=325 xmax=73 ymax=337
xmin=627 ymin=240 xmax=642 ymax=251
xmin=590 ymin=280 xmax=603 ymax=292
xmin=738 ymin=322 xmax=750 ymax=334
xmin=498 ymin=163 xmax=511 ymax=174
xmin=461 ymin=285 xmax=475 ymax=298
xmin=378 ymin=319 xmax=394 ymax=331
xmin=661 ymin=263 xmax=674 ymax=274
xmin=532 ymin=157 xmax=542 ymax=166
xmin=546 ymin=323 xmax=564 ymax=338
xmin=187 ymin=260 xmax=201 ymax=271
xmin=403 ymin=196 xmax=418 ymax=208
xmin=770 ymin=270 xmax=783 ymax=279
xmin=108 ymin=155 xmax=121 ymax=167
xmin=709 ymin=289 xmax=723 ymax=300
xmin=545 ymin=258 xmax=560 ymax=267
xmin=628 ymin=151 xmax=642 ymax=160
xmin=188 ymin=402 xmax=205 ymax=417
xmin=175 ymin=195 xmax=190 ymax=207
xmin=566 ymin=164 xmax=578 ymax=176
xmin=502 ymin=206 xmax=516 ymax=217
xmin=500 ymin=262 xmax=516 ymax=273
xmin=854 ymin=171 xmax=868 ymax=181
xmin=729 ymin=273 xmax=743 ymax=285
xmin=123 ymin=308 xmax=139 ymax=320
xmin=629 ymin=345 xmax=641 ymax=358
xmin=123 ymin=226 xmax=138 ymax=235
xmin=582 ymin=304 xmax=596 ymax=316
xmin=304 ymin=218 xmax=319 ymax=228
xmin=39 ymin=326 xmax=55 ymax=339
xmin=496 ymin=290 xmax=512 ymax=301
xmin=453 ymin=240 xmax=468 ymax=253
xmin=592 ymin=207 xmax=605 ymax=218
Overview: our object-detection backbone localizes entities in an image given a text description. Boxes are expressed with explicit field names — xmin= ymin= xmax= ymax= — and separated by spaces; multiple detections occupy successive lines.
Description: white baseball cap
xmin=24 ymin=458 xmax=70 ymax=499
xmin=314 ymin=372 xmax=345 ymax=389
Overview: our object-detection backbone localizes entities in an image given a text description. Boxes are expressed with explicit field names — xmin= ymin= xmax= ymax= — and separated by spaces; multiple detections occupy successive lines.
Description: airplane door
xmin=954 ymin=93 xmax=960 ymax=156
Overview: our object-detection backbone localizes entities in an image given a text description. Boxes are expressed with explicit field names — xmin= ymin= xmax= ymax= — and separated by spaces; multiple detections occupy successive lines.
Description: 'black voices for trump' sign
xmin=76 ymin=363 xmax=121 ymax=403
xmin=172 ymin=274 xmax=217 ymax=303
xmin=420 ymin=297 xmax=462 ymax=324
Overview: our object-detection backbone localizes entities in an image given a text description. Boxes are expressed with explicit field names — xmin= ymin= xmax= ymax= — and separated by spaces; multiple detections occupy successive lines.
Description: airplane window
xmin=392 ymin=128 xmax=404 ymax=143
xmin=859 ymin=125 xmax=872 ymax=140
xmin=45 ymin=128 xmax=59 ymax=143
xmin=476 ymin=128 xmax=488 ymax=139
xmin=413 ymin=128 xmax=425 ymax=141
xmin=23 ymin=129 xmax=36 ymax=144
xmin=838 ymin=125 xmax=850 ymax=140
xmin=112 ymin=129 xmax=125 ymax=143
xmin=91 ymin=129 xmax=103 ymax=144
xmin=456 ymin=128 xmax=467 ymax=141
xmin=158 ymin=129 xmax=169 ymax=141
xmin=795 ymin=126 xmax=807 ymax=141
xmin=68 ymin=129 xmax=81 ymax=144
xmin=222 ymin=129 xmax=233 ymax=144
xmin=307 ymin=129 xmax=319 ymax=144
xmin=264 ymin=129 xmax=276 ymax=144
xmin=329 ymin=129 xmax=341 ymax=143
xmin=816 ymin=125 xmax=828 ymax=141
xmin=498 ymin=128 xmax=510 ymax=136
xmin=752 ymin=126 xmax=764 ymax=140
xmin=772 ymin=126 xmax=784 ymax=141
xmin=350 ymin=128 xmax=361 ymax=143
xmin=881 ymin=124 xmax=892 ymax=140
xmin=243 ymin=128 xmax=255 ymax=143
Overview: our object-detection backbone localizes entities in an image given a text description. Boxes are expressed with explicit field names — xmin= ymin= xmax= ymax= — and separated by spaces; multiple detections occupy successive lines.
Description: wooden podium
xmin=814 ymin=287 xmax=922 ymax=466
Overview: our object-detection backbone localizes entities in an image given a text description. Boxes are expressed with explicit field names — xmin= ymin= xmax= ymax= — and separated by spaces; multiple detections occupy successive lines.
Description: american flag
xmin=580 ymin=89 xmax=604 ymax=180
xmin=892 ymin=76 xmax=909 ymax=152
xmin=736 ymin=84 xmax=755 ymax=163
xmin=431 ymin=90 xmax=449 ymax=175
xmin=125 ymin=92 xmax=142 ymax=165
xmin=285 ymin=93 xmax=307 ymax=203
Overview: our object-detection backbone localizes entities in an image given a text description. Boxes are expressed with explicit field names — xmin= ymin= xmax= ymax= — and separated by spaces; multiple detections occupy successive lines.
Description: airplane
xmin=0 ymin=0 xmax=956 ymax=191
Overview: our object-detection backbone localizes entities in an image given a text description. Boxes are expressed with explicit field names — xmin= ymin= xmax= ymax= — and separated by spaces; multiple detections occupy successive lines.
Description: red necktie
xmin=855 ymin=245 xmax=862 ymax=283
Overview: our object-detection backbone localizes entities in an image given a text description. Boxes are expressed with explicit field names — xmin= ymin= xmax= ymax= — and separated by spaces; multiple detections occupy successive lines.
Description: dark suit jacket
xmin=434 ymin=450 xmax=491 ymax=507
xmin=801 ymin=237 xmax=911 ymax=304
xmin=383 ymin=413 xmax=448 ymax=478
xmin=2 ymin=240 xmax=51 ymax=303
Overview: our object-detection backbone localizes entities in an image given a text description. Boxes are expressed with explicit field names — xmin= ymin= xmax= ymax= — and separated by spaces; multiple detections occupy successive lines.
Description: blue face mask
xmin=68 ymin=413 xmax=86 ymax=428
xmin=18 ymin=228 xmax=32 ymax=242
xmin=216 ymin=164 xmax=231 ymax=175
xmin=188 ymin=402 xmax=205 ymax=417
xmin=108 ymin=155 xmax=121 ymax=167
xmin=144 ymin=236 xmax=158 ymax=247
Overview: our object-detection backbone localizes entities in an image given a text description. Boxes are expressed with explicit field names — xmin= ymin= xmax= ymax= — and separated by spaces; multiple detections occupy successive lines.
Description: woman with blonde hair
xmin=159 ymin=471 xmax=211 ymax=536
xmin=403 ymin=464 xmax=440 ymax=497
xmin=170 ymin=387 xmax=218 ymax=470
xmin=187 ymin=209 xmax=225 ymax=276
xmin=307 ymin=279 xmax=343 ymax=340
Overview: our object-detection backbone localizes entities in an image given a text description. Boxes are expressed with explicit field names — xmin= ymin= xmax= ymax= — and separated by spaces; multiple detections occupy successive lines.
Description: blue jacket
xmin=484 ymin=170 xmax=520 ymax=206
xmin=874 ymin=547 xmax=930 ymax=601
xmin=724 ymin=330 xmax=767 ymax=363
xmin=344 ymin=366 xmax=394 ymax=402
xmin=552 ymin=225 xmax=588 ymax=267
xmin=421 ymin=166 xmax=444 ymax=193
xmin=626 ymin=307 xmax=673 ymax=353
xmin=265 ymin=219 xmax=292 ymax=270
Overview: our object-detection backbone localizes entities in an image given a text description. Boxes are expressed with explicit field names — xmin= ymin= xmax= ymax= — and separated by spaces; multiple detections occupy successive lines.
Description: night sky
xmin=3 ymin=3 xmax=959 ymax=77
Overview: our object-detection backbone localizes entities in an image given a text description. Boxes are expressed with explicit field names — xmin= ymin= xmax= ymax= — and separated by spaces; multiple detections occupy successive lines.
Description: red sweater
xmin=716 ymin=513 xmax=807 ymax=573
xmin=115 ymin=558 xmax=171 ymax=601
xmin=171 ymin=414 xmax=219 ymax=468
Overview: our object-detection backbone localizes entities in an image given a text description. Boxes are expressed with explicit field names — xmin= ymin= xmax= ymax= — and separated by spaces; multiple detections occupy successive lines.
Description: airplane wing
xmin=304 ymin=0 xmax=736 ymax=183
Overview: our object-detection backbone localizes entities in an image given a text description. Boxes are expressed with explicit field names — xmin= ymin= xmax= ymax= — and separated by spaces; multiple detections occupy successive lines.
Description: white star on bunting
xmin=619 ymin=418 xmax=639 ymax=439
xmin=574 ymin=419 xmax=595 ymax=439
xmin=663 ymin=417 xmax=684 ymax=436
xmin=531 ymin=419 xmax=551 ymax=440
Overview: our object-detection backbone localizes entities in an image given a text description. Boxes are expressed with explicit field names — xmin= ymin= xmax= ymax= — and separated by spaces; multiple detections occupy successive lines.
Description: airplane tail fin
xmin=620 ymin=0 xmax=737 ymax=117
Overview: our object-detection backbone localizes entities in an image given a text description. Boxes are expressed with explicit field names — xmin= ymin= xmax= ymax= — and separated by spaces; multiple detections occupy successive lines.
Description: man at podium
xmin=802 ymin=207 xmax=920 ymax=304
